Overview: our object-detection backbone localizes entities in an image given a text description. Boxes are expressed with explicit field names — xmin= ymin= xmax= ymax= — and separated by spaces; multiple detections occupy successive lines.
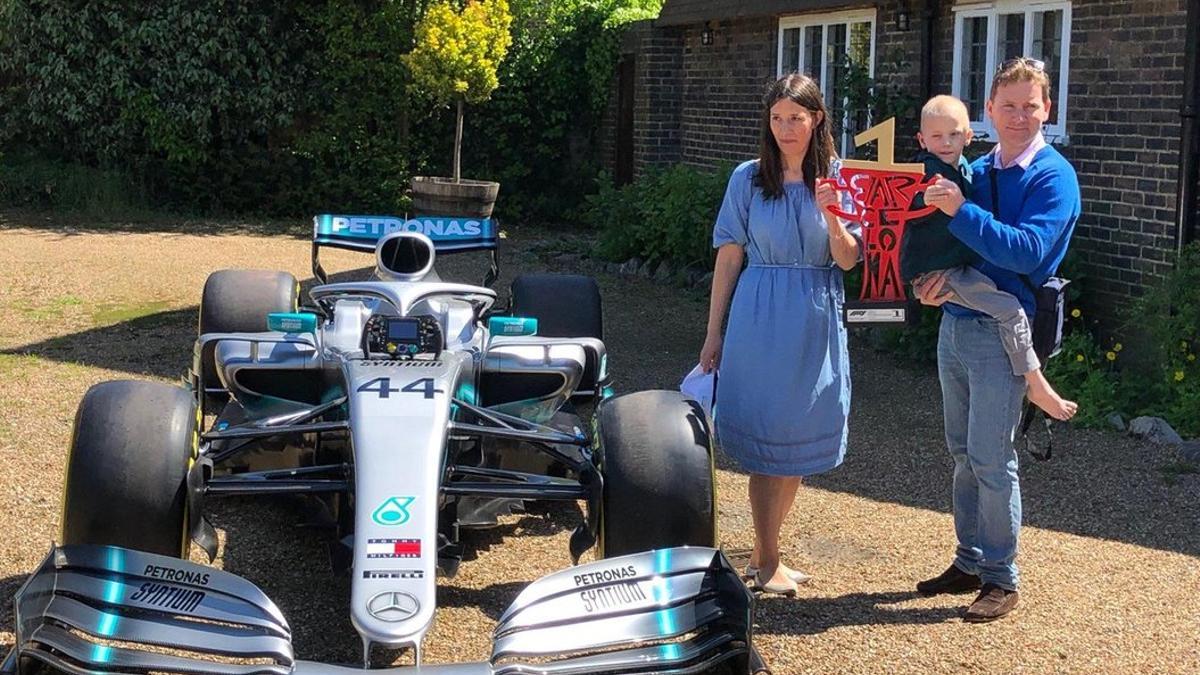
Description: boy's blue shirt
xmin=945 ymin=144 xmax=1081 ymax=318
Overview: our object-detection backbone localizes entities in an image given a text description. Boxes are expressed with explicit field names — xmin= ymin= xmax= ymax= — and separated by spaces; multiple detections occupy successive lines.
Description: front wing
xmin=2 ymin=545 xmax=765 ymax=675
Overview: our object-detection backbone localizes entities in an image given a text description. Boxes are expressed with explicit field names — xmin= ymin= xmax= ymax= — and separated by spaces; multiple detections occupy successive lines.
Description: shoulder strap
xmin=991 ymin=159 xmax=1057 ymax=462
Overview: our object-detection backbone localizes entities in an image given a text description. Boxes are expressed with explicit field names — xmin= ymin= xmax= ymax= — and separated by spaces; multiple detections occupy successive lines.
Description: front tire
xmin=61 ymin=380 xmax=196 ymax=557
xmin=597 ymin=390 xmax=716 ymax=557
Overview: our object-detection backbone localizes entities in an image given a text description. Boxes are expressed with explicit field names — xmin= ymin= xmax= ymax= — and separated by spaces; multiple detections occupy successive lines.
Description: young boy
xmin=903 ymin=95 xmax=1077 ymax=421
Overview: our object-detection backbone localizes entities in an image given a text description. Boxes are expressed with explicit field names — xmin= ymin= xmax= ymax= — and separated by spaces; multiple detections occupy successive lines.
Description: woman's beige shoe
xmin=744 ymin=564 xmax=812 ymax=585
xmin=751 ymin=570 xmax=798 ymax=596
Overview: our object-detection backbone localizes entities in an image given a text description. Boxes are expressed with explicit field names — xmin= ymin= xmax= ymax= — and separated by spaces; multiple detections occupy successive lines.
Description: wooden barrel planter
xmin=410 ymin=176 xmax=500 ymax=218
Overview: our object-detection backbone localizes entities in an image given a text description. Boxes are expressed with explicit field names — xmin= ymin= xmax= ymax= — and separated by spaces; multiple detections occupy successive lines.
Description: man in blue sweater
xmin=915 ymin=57 xmax=1081 ymax=622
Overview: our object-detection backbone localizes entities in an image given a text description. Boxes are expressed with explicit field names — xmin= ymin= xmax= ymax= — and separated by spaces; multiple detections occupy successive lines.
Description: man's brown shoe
xmin=916 ymin=564 xmax=982 ymax=596
xmin=963 ymin=584 xmax=1019 ymax=623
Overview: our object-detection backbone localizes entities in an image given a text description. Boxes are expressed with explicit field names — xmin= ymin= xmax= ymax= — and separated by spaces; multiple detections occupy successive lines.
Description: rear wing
xmin=311 ymin=214 xmax=499 ymax=285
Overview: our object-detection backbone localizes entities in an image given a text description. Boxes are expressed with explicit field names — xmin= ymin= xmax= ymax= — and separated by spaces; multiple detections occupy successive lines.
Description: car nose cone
xmin=367 ymin=591 xmax=420 ymax=622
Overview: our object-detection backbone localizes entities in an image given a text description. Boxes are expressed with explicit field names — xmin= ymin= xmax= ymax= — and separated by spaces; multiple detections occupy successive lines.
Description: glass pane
xmin=804 ymin=26 xmax=823 ymax=83
xmin=960 ymin=16 xmax=988 ymax=122
xmin=847 ymin=22 xmax=873 ymax=142
xmin=782 ymin=27 xmax=801 ymax=75
xmin=1033 ymin=9 xmax=1063 ymax=124
xmin=826 ymin=23 xmax=847 ymax=100
xmin=849 ymin=21 xmax=871 ymax=65
xmin=827 ymin=23 xmax=849 ymax=154
xmin=997 ymin=13 xmax=1025 ymax=63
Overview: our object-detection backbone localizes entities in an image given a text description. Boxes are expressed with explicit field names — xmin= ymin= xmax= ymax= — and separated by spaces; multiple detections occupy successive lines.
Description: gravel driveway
xmin=1 ymin=214 xmax=1197 ymax=674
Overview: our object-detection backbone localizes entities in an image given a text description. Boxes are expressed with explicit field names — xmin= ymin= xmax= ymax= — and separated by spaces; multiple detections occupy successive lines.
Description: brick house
xmin=600 ymin=0 xmax=1198 ymax=317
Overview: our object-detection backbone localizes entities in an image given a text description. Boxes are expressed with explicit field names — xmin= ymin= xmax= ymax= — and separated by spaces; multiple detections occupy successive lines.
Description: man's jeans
xmin=937 ymin=313 xmax=1026 ymax=590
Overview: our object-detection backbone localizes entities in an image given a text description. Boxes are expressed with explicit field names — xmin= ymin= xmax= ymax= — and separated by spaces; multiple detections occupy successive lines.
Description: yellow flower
xmin=1190 ymin=354 xmax=1196 ymax=362
xmin=1113 ymin=343 xmax=1123 ymax=352
xmin=1106 ymin=351 xmax=1116 ymax=361
xmin=1183 ymin=341 xmax=1190 ymax=351
xmin=1071 ymin=309 xmax=1082 ymax=318
xmin=1075 ymin=354 xmax=1085 ymax=362
xmin=1175 ymin=370 xmax=1186 ymax=382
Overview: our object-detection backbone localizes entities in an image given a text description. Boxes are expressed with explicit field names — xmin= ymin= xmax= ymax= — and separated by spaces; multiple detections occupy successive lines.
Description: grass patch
xmin=1159 ymin=461 xmax=1199 ymax=486
xmin=90 ymin=300 xmax=175 ymax=327
xmin=0 ymin=353 xmax=34 ymax=377
xmin=20 ymin=294 xmax=84 ymax=321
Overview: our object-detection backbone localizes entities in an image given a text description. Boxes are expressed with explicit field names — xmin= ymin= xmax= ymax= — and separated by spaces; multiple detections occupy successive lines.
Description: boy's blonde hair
xmin=920 ymin=95 xmax=971 ymax=127
xmin=990 ymin=57 xmax=1052 ymax=102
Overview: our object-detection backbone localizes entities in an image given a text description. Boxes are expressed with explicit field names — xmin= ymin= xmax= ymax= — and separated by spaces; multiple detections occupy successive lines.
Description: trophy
xmin=819 ymin=118 xmax=937 ymax=326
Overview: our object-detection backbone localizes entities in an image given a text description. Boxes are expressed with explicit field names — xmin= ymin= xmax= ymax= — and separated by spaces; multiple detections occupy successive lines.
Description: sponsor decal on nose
xmin=372 ymin=496 xmax=415 ymax=526
xmin=366 ymin=538 xmax=422 ymax=559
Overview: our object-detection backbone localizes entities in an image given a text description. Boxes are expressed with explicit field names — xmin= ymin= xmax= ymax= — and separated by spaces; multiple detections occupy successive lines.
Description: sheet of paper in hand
xmin=818 ymin=119 xmax=937 ymax=326
xmin=680 ymin=364 xmax=716 ymax=419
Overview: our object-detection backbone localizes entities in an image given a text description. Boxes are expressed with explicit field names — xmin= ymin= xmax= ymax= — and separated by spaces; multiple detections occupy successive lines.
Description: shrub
xmin=283 ymin=0 xmax=422 ymax=215
xmin=406 ymin=0 xmax=513 ymax=182
xmin=0 ymin=152 xmax=148 ymax=217
xmin=1043 ymin=313 xmax=1123 ymax=429
xmin=587 ymin=163 xmax=734 ymax=270
xmin=1044 ymin=243 xmax=1200 ymax=437
xmin=1116 ymin=243 xmax=1200 ymax=436
xmin=454 ymin=0 xmax=661 ymax=225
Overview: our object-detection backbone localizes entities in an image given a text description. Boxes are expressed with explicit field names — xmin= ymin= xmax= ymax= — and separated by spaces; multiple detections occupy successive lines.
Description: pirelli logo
xmin=362 ymin=569 xmax=424 ymax=580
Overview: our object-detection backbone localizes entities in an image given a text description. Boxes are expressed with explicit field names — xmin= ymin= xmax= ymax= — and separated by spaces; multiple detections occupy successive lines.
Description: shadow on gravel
xmin=207 ymin=497 xmax=581 ymax=656
xmin=0 ymin=267 xmax=385 ymax=380
xmin=2 ymin=251 xmax=512 ymax=380
xmin=1 ymin=308 xmax=196 ymax=380
xmin=460 ymin=504 xmax=583 ymax=563
xmin=0 ymin=209 xmax=310 ymax=238
xmin=801 ymin=346 xmax=1200 ymax=559
xmin=437 ymin=581 xmax=529 ymax=621
xmin=755 ymin=590 xmax=964 ymax=636
xmin=212 ymin=497 xmax=361 ymax=664
xmin=0 ymin=571 xmax=30 ymax=642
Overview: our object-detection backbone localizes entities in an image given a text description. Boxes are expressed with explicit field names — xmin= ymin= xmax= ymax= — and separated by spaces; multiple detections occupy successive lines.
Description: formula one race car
xmin=1 ymin=214 xmax=760 ymax=674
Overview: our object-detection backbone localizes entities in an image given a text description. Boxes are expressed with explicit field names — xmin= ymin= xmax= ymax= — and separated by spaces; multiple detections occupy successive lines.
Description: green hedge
xmin=587 ymin=163 xmax=734 ymax=269
xmin=0 ymin=0 xmax=660 ymax=220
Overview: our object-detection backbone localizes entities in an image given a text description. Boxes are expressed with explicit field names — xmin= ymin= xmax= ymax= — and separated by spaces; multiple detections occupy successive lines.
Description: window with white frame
xmin=778 ymin=10 xmax=876 ymax=156
xmin=952 ymin=1 xmax=1072 ymax=142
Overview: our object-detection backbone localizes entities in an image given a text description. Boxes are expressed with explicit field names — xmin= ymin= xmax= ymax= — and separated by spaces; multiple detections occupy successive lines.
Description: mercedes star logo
xmin=367 ymin=591 xmax=420 ymax=622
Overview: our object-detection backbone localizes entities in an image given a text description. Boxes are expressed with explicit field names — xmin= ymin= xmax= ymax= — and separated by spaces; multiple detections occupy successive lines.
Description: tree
xmin=405 ymin=0 xmax=512 ymax=182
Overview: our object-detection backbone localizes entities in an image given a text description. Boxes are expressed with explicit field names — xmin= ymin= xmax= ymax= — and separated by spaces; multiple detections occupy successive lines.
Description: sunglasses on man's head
xmin=998 ymin=57 xmax=1045 ymax=72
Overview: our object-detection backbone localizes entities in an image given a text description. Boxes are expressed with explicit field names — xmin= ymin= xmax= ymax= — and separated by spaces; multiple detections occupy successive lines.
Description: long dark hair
xmin=756 ymin=73 xmax=837 ymax=199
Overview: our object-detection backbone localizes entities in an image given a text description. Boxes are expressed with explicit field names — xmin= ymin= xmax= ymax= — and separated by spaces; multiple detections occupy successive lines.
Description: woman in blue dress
xmin=698 ymin=74 xmax=860 ymax=596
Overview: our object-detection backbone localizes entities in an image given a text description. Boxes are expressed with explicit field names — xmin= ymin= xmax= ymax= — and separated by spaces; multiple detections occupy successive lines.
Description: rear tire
xmin=510 ymin=274 xmax=604 ymax=392
xmin=61 ymin=380 xmax=196 ymax=557
xmin=197 ymin=269 xmax=298 ymax=405
xmin=597 ymin=390 xmax=716 ymax=557
xmin=510 ymin=274 xmax=602 ymax=339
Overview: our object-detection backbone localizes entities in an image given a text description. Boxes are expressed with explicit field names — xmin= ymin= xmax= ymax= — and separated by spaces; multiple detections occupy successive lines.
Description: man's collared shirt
xmin=991 ymin=132 xmax=1047 ymax=170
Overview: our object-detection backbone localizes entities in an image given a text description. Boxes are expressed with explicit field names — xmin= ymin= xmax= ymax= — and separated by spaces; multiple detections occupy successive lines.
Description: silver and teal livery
xmin=3 ymin=213 xmax=752 ymax=674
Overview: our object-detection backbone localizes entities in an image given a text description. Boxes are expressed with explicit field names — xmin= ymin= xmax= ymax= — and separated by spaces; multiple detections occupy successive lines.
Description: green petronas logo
xmin=372 ymin=497 xmax=415 ymax=526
